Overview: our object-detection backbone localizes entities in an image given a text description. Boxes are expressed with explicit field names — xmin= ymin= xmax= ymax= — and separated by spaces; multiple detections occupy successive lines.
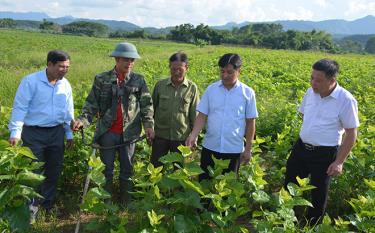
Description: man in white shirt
xmin=9 ymin=50 xmax=74 ymax=215
xmin=186 ymin=53 xmax=258 ymax=180
xmin=284 ymin=58 xmax=360 ymax=224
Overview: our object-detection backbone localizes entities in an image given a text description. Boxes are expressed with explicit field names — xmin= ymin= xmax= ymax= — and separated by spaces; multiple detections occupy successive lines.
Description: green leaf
xmin=17 ymin=171 xmax=44 ymax=187
xmin=183 ymin=163 xmax=204 ymax=176
xmin=147 ymin=210 xmax=164 ymax=227
xmin=17 ymin=147 xmax=36 ymax=159
xmin=174 ymin=214 xmax=195 ymax=232
xmin=3 ymin=204 xmax=30 ymax=232
xmin=177 ymin=145 xmax=192 ymax=156
xmin=159 ymin=152 xmax=184 ymax=165
xmin=296 ymin=176 xmax=309 ymax=187
xmin=181 ymin=180 xmax=204 ymax=195
xmin=0 ymin=140 xmax=10 ymax=151
xmin=252 ymin=190 xmax=270 ymax=203
xmin=364 ymin=179 xmax=375 ymax=190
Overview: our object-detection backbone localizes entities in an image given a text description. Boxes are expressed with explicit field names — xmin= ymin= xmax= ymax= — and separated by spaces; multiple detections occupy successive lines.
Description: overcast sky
xmin=1 ymin=0 xmax=374 ymax=27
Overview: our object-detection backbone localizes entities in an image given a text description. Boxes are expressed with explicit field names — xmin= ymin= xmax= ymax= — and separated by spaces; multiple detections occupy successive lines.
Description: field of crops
xmin=0 ymin=29 xmax=374 ymax=232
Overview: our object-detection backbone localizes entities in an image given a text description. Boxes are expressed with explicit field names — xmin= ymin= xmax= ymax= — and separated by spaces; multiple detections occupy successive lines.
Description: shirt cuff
xmin=65 ymin=131 xmax=73 ymax=140
xmin=10 ymin=130 xmax=22 ymax=139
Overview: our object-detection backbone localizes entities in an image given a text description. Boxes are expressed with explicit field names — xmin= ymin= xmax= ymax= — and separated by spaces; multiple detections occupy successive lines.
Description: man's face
xmin=310 ymin=69 xmax=335 ymax=96
xmin=220 ymin=64 xmax=240 ymax=87
xmin=47 ymin=60 xmax=70 ymax=80
xmin=170 ymin=61 xmax=188 ymax=84
xmin=116 ymin=57 xmax=135 ymax=74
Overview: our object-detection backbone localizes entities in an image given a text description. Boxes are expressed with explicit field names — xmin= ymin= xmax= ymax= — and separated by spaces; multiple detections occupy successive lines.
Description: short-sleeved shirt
xmin=197 ymin=80 xmax=258 ymax=153
xmin=299 ymin=83 xmax=360 ymax=146
xmin=152 ymin=77 xmax=199 ymax=141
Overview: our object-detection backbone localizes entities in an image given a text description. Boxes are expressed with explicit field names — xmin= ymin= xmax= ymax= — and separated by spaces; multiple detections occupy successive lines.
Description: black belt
xmin=24 ymin=124 xmax=63 ymax=129
xmin=298 ymin=138 xmax=338 ymax=151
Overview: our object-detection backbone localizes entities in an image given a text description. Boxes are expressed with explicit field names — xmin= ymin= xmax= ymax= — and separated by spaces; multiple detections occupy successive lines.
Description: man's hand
xmin=327 ymin=160 xmax=343 ymax=176
xmin=145 ymin=128 xmax=155 ymax=145
xmin=9 ymin=137 xmax=19 ymax=147
xmin=185 ymin=135 xmax=197 ymax=148
xmin=71 ymin=119 xmax=84 ymax=131
xmin=66 ymin=139 xmax=74 ymax=149
xmin=240 ymin=150 xmax=252 ymax=165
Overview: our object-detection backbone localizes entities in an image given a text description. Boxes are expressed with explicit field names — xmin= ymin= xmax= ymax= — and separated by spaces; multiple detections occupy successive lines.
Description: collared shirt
xmin=197 ymin=80 xmax=258 ymax=153
xmin=299 ymin=83 xmax=360 ymax=146
xmin=9 ymin=69 xmax=74 ymax=139
xmin=152 ymin=77 xmax=199 ymax=141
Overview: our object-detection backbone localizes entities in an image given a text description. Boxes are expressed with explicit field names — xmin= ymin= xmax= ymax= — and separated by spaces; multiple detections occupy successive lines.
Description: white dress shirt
xmin=299 ymin=84 xmax=359 ymax=146
xmin=197 ymin=80 xmax=258 ymax=153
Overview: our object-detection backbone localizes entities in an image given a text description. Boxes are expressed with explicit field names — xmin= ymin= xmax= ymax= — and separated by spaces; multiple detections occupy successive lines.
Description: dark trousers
xmin=151 ymin=137 xmax=184 ymax=167
xmin=199 ymin=147 xmax=241 ymax=181
xmin=98 ymin=132 xmax=135 ymax=182
xmin=21 ymin=125 xmax=65 ymax=210
xmin=284 ymin=138 xmax=337 ymax=222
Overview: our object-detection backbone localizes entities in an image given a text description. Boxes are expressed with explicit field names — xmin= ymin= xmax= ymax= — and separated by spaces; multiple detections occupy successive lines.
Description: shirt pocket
xmin=230 ymin=95 xmax=246 ymax=119
xmin=127 ymin=86 xmax=140 ymax=112
xmin=159 ymin=95 xmax=170 ymax=110
xmin=99 ymin=83 xmax=112 ymax=110
xmin=179 ymin=95 xmax=191 ymax=113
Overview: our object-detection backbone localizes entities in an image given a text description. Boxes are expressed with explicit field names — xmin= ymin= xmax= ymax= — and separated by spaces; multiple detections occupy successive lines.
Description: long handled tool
xmin=74 ymin=130 xmax=146 ymax=233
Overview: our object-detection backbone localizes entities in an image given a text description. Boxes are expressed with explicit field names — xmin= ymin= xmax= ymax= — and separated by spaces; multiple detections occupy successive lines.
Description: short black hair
xmin=169 ymin=52 xmax=188 ymax=64
xmin=218 ymin=53 xmax=242 ymax=70
xmin=47 ymin=50 xmax=70 ymax=65
xmin=312 ymin=58 xmax=339 ymax=79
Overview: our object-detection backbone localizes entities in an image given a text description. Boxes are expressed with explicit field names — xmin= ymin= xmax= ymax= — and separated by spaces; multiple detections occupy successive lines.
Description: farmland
xmin=0 ymin=29 xmax=374 ymax=232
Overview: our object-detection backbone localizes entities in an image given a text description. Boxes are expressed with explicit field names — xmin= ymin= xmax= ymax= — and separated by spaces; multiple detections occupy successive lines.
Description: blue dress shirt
xmin=197 ymin=80 xmax=258 ymax=153
xmin=9 ymin=69 xmax=74 ymax=139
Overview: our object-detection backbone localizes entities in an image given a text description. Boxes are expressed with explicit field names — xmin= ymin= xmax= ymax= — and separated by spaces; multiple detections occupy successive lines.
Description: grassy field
xmin=0 ymin=29 xmax=374 ymax=232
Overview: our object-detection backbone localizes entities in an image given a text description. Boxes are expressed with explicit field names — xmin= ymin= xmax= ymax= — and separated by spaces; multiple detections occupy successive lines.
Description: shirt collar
xmin=219 ymin=80 xmax=240 ymax=89
xmin=328 ymin=83 xmax=341 ymax=99
xmin=43 ymin=69 xmax=62 ymax=85
xmin=167 ymin=77 xmax=189 ymax=87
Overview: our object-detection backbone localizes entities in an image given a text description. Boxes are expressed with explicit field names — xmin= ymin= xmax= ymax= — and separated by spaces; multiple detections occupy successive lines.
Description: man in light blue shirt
xmin=186 ymin=53 xmax=258 ymax=180
xmin=8 ymin=50 xmax=74 ymax=214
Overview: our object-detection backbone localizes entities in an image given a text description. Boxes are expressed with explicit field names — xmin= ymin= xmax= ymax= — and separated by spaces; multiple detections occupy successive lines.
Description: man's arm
xmin=72 ymin=78 xmax=100 ymax=131
xmin=240 ymin=118 xmax=256 ymax=164
xmin=8 ymin=78 xmax=32 ymax=146
xmin=185 ymin=112 xmax=207 ymax=148
xmin=189 ymin=85 xmax=200 ymax=129
xmin=326 ymin=128 xmax=357 ymax=176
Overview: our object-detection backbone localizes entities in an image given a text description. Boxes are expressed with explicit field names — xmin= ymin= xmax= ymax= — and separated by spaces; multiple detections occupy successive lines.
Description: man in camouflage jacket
xmin=73 ymin=42 xmax=154 ymax=206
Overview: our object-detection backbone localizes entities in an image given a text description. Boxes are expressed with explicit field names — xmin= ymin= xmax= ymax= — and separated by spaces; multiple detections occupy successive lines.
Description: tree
xmin=365 ymin=36 xmax=375 ymax=54
xmin=0 ymin=18 xmax=16 ymax=28
xmin=62 ymin=21 xmax=109 ymax=37
xmin=39 ymin=19 xmax=62 ymax=32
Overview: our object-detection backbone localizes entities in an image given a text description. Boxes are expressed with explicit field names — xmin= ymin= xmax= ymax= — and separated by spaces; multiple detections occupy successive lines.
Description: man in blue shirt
xmin=186 ymin=53 xmax=258 ymax=180
xmin=8 ymin=50 xmax=74 ymax=215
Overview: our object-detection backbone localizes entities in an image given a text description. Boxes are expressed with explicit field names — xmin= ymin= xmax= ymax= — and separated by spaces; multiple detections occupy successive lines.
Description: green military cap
xmin=110 ymin=42 xmax=141 ymax=59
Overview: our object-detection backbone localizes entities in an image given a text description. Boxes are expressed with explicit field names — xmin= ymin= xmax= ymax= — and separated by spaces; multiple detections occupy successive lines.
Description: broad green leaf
xmin=296 ymin=176 xmax=309 ymax=187
xmin=174 ymin=214 xmax=195 ymax=232
xmin=17 ymin=171 xmax=44 ymax=186
xmin=182 ymin=180 xmax=204 ymax=195
xmin=364 ymin=179 xmax=375 ymax=190
xmin=177 ymin=145 xmax=191 ymax=156
xmin=3 ymin=204 xmax=30 ymax=232
xmin=159 ymin=152 xmax=183 ymax=164
xmin=17 ymin=147 xmax=35 ymax=159
xmin=252 ymin=190 xmax=270 ymax=203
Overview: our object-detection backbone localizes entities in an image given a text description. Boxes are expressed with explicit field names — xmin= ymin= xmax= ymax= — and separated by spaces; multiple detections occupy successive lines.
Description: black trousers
xmin=21 ymin=125 xmax=65 ymax=210
xmin=98 ymin=132 xmax=135 ymax=182
xmin=284 ymin=138 xmax=337 ymax=222
xmin=199 ymin=147 xmax=241 ymax=181
xmin=151 ymin=137 xmax=184 ymax=167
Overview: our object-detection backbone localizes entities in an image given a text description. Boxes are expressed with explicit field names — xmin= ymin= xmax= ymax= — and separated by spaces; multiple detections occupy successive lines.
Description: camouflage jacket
xmin=79 ymin=69 xmax=154 ymax=142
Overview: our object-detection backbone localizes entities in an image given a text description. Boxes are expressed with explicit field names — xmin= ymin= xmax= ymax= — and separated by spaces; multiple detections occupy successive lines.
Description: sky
xmin=1 ymin=0 xmax=375 ymax=28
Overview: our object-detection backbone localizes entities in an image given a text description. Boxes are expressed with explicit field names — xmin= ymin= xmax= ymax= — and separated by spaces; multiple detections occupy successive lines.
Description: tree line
xmin=1 ymin=18 xmax=375 ymax=54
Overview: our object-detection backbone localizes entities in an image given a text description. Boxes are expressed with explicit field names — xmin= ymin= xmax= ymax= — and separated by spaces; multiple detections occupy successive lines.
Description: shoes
xmin=29 ymin=204 xmax=39 ymax=224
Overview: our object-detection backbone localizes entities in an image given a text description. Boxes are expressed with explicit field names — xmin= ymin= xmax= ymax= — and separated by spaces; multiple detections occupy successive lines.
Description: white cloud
xmin=0 ymin=0 xmax=373 ymax=27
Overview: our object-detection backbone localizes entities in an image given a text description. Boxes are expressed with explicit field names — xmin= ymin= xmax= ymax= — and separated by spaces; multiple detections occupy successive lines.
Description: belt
xmin=24 ymin=124 xmax=63 ymax=129
xmin=298 ymin=138 xmax=338 ymax=151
